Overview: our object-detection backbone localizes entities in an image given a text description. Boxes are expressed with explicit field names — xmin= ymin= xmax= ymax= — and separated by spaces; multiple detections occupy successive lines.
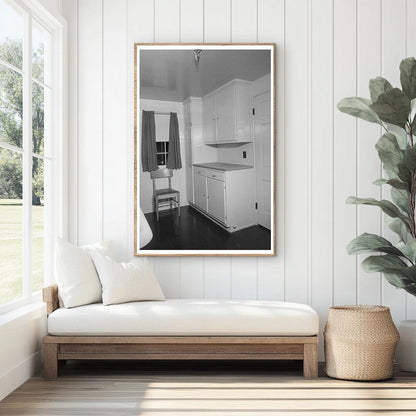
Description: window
xmin=156 ymin=141 xmax=169 ymax=166
xmin=0 ymin=0 xmax=65 ymax=311
xmin=155 ymin=113 xmax=170 ymax=166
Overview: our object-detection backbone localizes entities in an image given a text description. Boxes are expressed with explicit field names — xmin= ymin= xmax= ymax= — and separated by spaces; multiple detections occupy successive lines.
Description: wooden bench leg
xmin=44 ymin=343 xmax=59 ymax=379
xmin=303 ymin=343 xmax=318 ymax=379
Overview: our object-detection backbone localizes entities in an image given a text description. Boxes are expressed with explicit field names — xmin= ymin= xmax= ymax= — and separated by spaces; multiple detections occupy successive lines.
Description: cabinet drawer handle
xmin=212 ymin=175 xmax=216 ymax=177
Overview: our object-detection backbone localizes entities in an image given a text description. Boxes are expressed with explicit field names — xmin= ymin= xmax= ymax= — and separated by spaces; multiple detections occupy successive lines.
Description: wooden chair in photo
xmin=151 ymin=168 xmax=180 ymax=221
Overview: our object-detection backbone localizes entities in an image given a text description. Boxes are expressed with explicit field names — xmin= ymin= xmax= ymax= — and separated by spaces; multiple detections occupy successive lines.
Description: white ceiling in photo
xmin=139 ymin=49 xmax=271 ymax=102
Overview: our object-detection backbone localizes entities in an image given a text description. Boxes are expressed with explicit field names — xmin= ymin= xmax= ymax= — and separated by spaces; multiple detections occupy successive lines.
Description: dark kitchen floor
xmin=142 ymin=205 xmax=271 ymax=250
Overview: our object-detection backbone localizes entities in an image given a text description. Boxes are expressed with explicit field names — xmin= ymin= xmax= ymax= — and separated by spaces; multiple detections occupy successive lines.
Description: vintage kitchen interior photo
xmin=135 ymin=45 xmax=275 ymax=255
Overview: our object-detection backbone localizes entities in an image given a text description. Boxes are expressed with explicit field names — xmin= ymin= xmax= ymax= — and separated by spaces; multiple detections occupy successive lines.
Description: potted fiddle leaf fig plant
xmin=337 ymin=57 xmax=416 ymax=372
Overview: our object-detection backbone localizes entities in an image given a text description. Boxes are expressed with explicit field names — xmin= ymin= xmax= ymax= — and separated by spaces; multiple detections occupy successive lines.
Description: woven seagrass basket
xmin=324 ymin=305 xmax=399 ymax=381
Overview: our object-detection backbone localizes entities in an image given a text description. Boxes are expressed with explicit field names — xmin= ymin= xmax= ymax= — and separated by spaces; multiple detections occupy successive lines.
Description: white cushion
xmin=54 ymin=239 xmax=114 ymax=308
xmin=91 ymin=253 xmax=165 ymax=306
xmin=47 ymin=299 xmax=319 ymax=336
xmin=81 ymin=240 xmax=115 ymax=259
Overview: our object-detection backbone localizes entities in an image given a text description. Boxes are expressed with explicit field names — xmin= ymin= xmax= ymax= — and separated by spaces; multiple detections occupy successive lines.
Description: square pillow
xmin=55 ymin=239 xmax=114 ymax=308
xmin=90 ymin=252 xmax=165 ymax=306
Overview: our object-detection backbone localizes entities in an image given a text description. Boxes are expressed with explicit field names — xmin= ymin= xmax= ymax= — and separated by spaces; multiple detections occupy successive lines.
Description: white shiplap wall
xmin=61 ymin=0 xmax=416 ymax=357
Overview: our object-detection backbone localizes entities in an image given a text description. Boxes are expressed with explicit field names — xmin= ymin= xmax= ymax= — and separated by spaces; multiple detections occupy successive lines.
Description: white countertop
xmin=193 ymin=162 xmax=253 ymax=171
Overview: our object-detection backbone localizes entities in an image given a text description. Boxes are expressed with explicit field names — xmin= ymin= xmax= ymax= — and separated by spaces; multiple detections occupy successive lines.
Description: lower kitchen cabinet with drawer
xmin=192 ymin=166 xmax=256 ymax=232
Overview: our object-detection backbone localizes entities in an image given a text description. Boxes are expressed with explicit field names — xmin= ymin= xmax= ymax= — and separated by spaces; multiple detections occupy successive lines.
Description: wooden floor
xmin=143 ymin=206 xmax=271 ymax=250
xmin=1 ymin=360 xmax=416 ymax=415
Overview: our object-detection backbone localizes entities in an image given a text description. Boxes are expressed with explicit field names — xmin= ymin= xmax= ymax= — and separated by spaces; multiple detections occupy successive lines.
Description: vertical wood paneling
xmin=231 ymin=0 xmax=257 ymax=42
xmin=406 ymin=0 xmax=416 ymax=319
xmin=180 ymin=0 xmax=203 ymax=43
xmin=231 ymin=258 xmax=258 ymax=299
xmin=204 ymin=258 xmax=231 ymax=299
xmin=103 ymin=0 xmax=128 ymax=260
xmin=284 ymin=0 xmax=309 ymax=304
xmin=381 ymin=0 xmax=407 ymax=323
xmin=310 ymin=0 xmax=333 ymax=358
xmin=154 ymin=257 xmax=181 ymax=298
xmin=356 ymin=0 xmax=382 ymax=305
xmin=77 ymin=0 xmax=103 ymax=245
xmin=333 ymin=0 xmax=357 ymax=305
xmin=257 ymin=0 xmax=285 ymax=301
xmin=61 ymin=0 xmax=78 ymax=245
xmin=154 ymin=0 xmax=180 ymax=42
xmin=204 ymin=0 xmax=231 ymax=42
xmin=180 ymin=258 xmax=204 ymax=298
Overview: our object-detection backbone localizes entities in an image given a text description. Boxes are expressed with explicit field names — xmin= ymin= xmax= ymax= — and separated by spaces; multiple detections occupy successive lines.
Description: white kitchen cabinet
xmin=202 ymin=94 xmax=216 ymax=143
xmin=215 ymin=85 xmax=235 ymax=142
xmin=202 ymin=79 xmax=251 ymax=144
xmin=192 ymin=164 xmax=255 ymax=232
xmin=207 ymin=178 xmax=226 ymax=223
xmin=193 ymin=171 xmax=208 ymax=212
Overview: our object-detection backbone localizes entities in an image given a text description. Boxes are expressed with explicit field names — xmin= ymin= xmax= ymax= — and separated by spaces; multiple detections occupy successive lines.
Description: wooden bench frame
xmin=42 ymin=285 xmax=319 ymax=379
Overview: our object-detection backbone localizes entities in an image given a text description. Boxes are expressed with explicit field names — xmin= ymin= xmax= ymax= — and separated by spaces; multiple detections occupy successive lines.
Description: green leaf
xmin=389 ymin=218 xmax=409 ymax=241
xmin=370 ymin=88 xmax=410 ymax=128
xmin=394 ymin=130 xmax=410 ymax=150
xmin=373 ymin=178 xmax=409 ymax=191
xmin=402 ymin=265 xmax=416 ymax=282
xmin=404 ymin=283 xmax=416 ymax=296
xmin=403 ymin=146 xmax=416 ymax=172
xmin=383 ymin=272 xmax=412 ymax=288
xmin=369 ymin=77 xmax=393 ymax=102
xmin=375 ymin=132 xmax=404 ymax=173
xmin=346 ymin=196 xmax=406 ymax=219
xmin=362 ymin=254 xmax=408 ymax=272
xmin=361 ymin=255 xmax=415 ymax=288
xmin=397 ymin=240 xmax=416 ymax=264
xmin=387 ymin=178 xmax=410 ymax=191
xmin=391 ymin=187 xmax=409 ymax=213
xmin=373 ymin=178 xmax=388 ymax=186
xmin=400 ymin=57 xmax=416 ymax=100
xmin=398 ymin=161 xmax=412 ymax=185
xmin=337 ymin=97 xmax=382 ymax=125
xmin=347 ymin=233 xmax=403 ymax=256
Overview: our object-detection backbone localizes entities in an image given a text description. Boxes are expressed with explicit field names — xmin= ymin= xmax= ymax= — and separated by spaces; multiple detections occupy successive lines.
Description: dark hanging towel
xmin=167 ymin=112 xmax=182 ymax=170
xmin=141 ymin=110 xmax=158 ymax=172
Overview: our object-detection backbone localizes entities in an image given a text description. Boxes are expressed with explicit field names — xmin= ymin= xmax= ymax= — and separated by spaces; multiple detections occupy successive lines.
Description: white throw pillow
xmin=81 ymin=240 xmax=115 ymax=259
xmin=90 ymin=253 xmax=165 ymax=306
xmin=55 ymin=239 xmax=114 ymax=308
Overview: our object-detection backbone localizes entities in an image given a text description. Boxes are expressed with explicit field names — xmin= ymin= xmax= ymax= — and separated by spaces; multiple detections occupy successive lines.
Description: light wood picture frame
xmin=134 ymin=44 xmax=276 ymax=256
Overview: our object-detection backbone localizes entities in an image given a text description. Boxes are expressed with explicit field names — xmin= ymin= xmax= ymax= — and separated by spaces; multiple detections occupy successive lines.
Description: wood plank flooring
xmin=1 ymin=360 xmax=416 ymax=415
xmin=143 ymin=206 xmax=271 ymax=250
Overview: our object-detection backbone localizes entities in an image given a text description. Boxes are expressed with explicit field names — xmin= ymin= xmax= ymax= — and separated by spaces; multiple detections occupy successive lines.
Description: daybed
xmin=42 ymin=285 xmax=320 ymax=379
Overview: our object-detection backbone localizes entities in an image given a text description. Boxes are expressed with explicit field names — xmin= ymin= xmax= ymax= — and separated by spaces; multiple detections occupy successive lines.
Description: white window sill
xmin=0 ymin=299 xmax=45 ymax=327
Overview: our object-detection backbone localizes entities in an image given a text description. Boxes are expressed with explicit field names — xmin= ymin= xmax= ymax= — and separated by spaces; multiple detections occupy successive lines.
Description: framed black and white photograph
xmin=134 ymin=44 xmax=275 ymax=256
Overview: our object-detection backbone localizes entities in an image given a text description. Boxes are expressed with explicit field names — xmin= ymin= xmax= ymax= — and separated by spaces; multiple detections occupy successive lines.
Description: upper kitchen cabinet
xmin=202 ymin=94 xmax=216 ymax=143
xmin=202 ymin=80 xmax=251 ymax=145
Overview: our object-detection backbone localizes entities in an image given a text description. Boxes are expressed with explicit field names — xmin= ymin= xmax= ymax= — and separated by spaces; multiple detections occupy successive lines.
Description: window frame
xmin=0 ymin=0 xmax=67 ymax=315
